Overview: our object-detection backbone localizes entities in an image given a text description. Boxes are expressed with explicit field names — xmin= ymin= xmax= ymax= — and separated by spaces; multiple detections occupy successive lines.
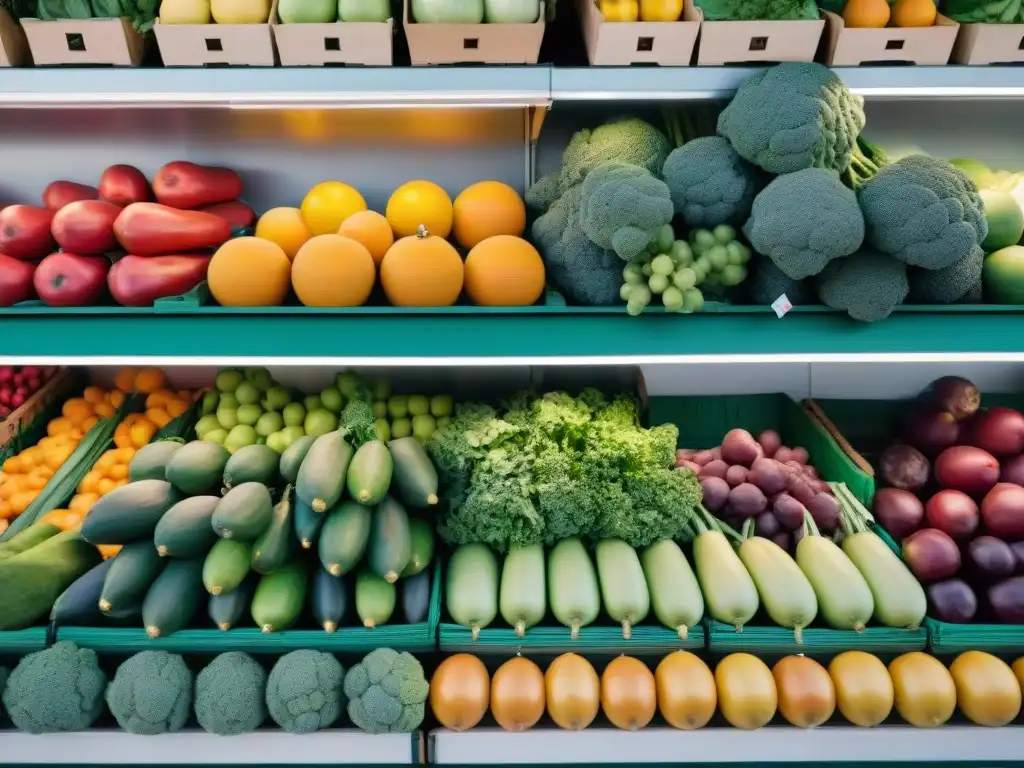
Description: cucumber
xmin=548 ymin=537 xmax=600 ymax=640
xmin=311 ymin=567 xmax=349 ymax=632
xmin=346 ymin=440 xmax=393 ymax=506
xmin=355 ymin=570 xmax=395 ymax=629
xmin=142 ymin=557 xmax=205 ymax=639
xmin=843 ymin=530 xmax=927 ymax=630
xmin=640 ymin=539 xmax=704 ymax=640
xmin=739 ymin=535 xmax=817 ymax=643
xmin=100 ymin=540 xmax=165 ymax=614
xmin=165 ymin=441 xmax=230 ymax=495
xmin=796 ymin=518 xmax=874 ymax=631
xmin=400 ymin=517 xmax=435 ymax=577
xmin=51 ymin=559 xmax=113 ymax=626
xmin=212 ymin=482 xmax=274 ymax=541
xmin=367 ymin=496 xmax=411 ymax=583
xmin=224 ymin=444 xmax=281 ymax=489
xmin=499 ymin=544 xmax=545 ymax=638
xmin=153 ymin=496 xmax=220 ymax=558
xmin=128 ymin=440 xmax=183 ymax=482
xmin=296 ymin=430 xmax=353 ymax=513
xmin=280 ymin=435 xmax=315 ymax=484
xmin=251 ymin=486 xmax=296 ymax=575
xmin=203 ymin=539 xmax=253 ymax=596
xmin=401 ymin=568 xmax=431 ymax=624
xmin=318 ymin=500 xmax=371 ymax=577
xmin=447 ymin=543 xmax=499 ymax=641
xmin=693 ymin=528 xmax=759 ymax=631
xmin=251 ymin=561 xmax=308 ymax=633
xmin=208 ymin=574 xmax=257 ymax=631
xmin=387 ymin=436 xmax=439 ymax=508
xmin=595 ymin=538 xmax=650 ymax=640
xmin=0 ymin=522 xmax=60 ymax=562
xmin=81 ymin=480 xmax=181 ymax=545
xmin=293 ymin=499 xmax=324 ymax=549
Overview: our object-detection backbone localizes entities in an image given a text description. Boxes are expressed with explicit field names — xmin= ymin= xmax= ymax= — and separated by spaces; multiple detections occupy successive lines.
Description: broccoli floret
xmin=718 ymin=62 xmax=865 ymax=175
xmin=560 ymin=117 xmax=672 ymax=191
xmin=343 ymin=648 xmax=428 ymax=734
xmin=105 ymin=650 xmax=192 ymax=735
xmin=266 ymin=650 xmax=344 ymax=734
xmin=524 ymin=171 xmax=562 ymax=212
xmin=749 ymin=259 xmax=813 ymax=306
xmin=580 ymin=161 xmax=674 ymax=261
xmin=340 ymin=398 xmax=378 ymax=448
xmin=743 ymin=168 xmax=865 ymax=280
xmin=909 ymin=249 xmax=984 ymax=305
xmin=195 ymin=652 xmax=268 ymax=736
xmin=818 ymin=249 xmax=909 ymax=322
xmin=2 ymin=641 xmax=107 ymax=734
xmin=661 ymin=136 xmax=761 ymax=227
xmin=858 ymin=154 xmax=988 ymax=271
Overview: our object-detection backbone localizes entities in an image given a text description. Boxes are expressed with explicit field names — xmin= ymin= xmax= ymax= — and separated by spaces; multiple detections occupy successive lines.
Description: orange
xmin=94 ymin=401 xmax=115 ymax=419
xmin=47 ymin=417 xmax=73 ymax=436
xmin=78 ymin=470 xmax=102 ymax=494
xmin=338 ymin=210 xmax=394 ymax=265
xmin=130 ymin=421 xmax=157 ymax=448
xmin=114 ymin=368 xmax=136 ymax=392
xmin=45 ymin=444 xmax=75 ymax=471
xmin=842 ymin=0 xmax=889 ymax=26
xmin=70 ymin=493 xmax=99 ymax=513
xmin=62 ymin=398 xmax=94 ymax=424
xmin=82 ymin=386 xmax=106 ymax=405
xmin=135 ymin=368 xmax=165 ymax=394
xmin=464 ymin=235 xmax=545 ymax=307
xmin=167 ymin=400 xmax=189 ymax=418
xmin=208 ymin=237 xmax=292 ymax=307
xmin=380 ymin=227 xmax=464 ymax=307
xmin=453 ymin=181 xmax=527 ymax=249
xmin=108 ymin=464 xmax=129 ymax=481
xmin=386 ymin=180 xmax=454 ymax=239
xmin=891 ymin=0 xmax=936 ymax=26
xmin=256 ymin=207 xmax=313 ymax=261
xmin=97 ymin=478 xmax=116 ymax=496
xmin=301 ymin=182 xmax=367 ymax=236
xmin=146 ymin=408 xmax=172 ymax=428
xmin=80 ymin=416 xmax=100 ymax=432
xmin=292 ymin=234 xmax=376 ymax=308
xmin=108 ymin=390 xmax=125 ymax=408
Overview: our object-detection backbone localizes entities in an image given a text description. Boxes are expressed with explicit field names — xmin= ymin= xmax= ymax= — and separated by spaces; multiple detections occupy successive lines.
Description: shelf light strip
xmin=0 ymin=92 xmax=549 ymax=109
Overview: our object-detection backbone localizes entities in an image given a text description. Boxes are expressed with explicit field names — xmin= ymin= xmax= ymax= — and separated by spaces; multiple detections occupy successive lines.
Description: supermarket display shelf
xmin=428 ymin=726 xmax=1024 ymax=764
xmin=2 ymin=306 xmax=1024 ymax=361
xmin=0 ymin=730 xmax=422 ymax=764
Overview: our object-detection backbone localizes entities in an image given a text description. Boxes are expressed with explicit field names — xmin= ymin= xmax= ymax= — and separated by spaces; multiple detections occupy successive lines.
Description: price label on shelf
xmin=771 ymin=294 xmax=792 ymax=318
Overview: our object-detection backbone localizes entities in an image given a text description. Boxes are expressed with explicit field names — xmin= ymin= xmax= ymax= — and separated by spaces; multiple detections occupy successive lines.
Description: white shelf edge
xmin=430 ymin=726 xmax=1024 ymax=764
xmin=0 ymin=729 xmax=417 ymax=764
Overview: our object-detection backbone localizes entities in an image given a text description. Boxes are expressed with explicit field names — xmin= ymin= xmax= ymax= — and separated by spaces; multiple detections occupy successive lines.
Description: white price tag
xmin=771 ymin=294 xmax=792 ymax=318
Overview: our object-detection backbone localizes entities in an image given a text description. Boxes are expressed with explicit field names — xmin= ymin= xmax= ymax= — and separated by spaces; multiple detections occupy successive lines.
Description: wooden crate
xmin=0 ymin=368 xmax=74 ymax=450
xmin=272 ymin=10 xmax=393 ymax=65
xmin=688 ymin=0 xmax=824 ymax=65
xmin=578 ymin=0 xmax=699 ymax=65
xmin=403 ymin=0 xmax=544 ymax=65
xmin=824 ymin=10 xmax=958 ymax=65
xmin=154 ymin=0 xmax=276 ymax=66
xmin=21 ymin=16 xmax=144 ymax=65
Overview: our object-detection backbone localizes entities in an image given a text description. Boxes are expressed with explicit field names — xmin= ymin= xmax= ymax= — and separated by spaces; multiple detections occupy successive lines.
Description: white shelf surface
xmin=430 ymin=726 xmax=1024 ymax=763
xmin=0 ymin=729 xmax=418 ymax=764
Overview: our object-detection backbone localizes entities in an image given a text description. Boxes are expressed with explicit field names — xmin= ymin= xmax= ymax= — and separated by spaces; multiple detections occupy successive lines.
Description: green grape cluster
xmin=689 ymin=225 xmax=752 ymax=297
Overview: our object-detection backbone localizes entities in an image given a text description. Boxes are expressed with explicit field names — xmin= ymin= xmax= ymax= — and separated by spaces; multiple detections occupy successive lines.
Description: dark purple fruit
xmin=700 ymin=476 xmax=730 ymax=512
xmin=927 ymin=579 xmax=977 ymax=624
xmin=721 ymin=429 xmax=761 ymax=467
xmin=967 ymin=536 xmax=1016 ymax=580
xmin=879 ymin=444 xmax=930 ymax=493
xmin=773 ymin=493 xmax=805 ymax=531
xmin=758 ymin=430 xmax=781 ymax=459
xmin=987 ymin=576 xmax=1024 ymax=623
xmin=808 ymin=493 xmax=840 ymax=531
xmin=726 ymin=465 xmax=749 ymax=488
xmin=728 ymin=483 xmax=767 ymax=518
xmin=754 ymin=511 xmax=780 ymax=539
xmin=748 ymin=458 xmax=788 ymax=496
xmin=920 ymin=375 xmax=980 ymax=421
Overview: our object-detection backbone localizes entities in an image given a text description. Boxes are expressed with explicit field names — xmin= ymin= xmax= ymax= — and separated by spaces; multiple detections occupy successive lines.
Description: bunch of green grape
xmin=688 ymin=225 xmax=752 ymax=297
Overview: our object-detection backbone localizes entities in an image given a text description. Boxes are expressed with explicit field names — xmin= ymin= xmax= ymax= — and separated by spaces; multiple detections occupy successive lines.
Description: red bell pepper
xmin=108 ymin=254 xmax=210 ymax=307
xmin=33 ymin=252 xmax=110 ymax=307
xmin=0 ymin=254 xmax=37 ymax=306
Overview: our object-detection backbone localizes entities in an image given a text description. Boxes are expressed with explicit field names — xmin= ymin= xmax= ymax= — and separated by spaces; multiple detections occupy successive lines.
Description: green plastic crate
xmin=0 ymin=627 xmax=48 ymax=655
xmin=707 ymin=620 xmax=927 ymax=655
xmin=438 ymin=620 xmax=706 ymax=655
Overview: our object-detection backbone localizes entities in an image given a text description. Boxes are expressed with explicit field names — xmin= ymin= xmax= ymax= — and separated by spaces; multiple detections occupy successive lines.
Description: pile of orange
xmin=112 ymin=368 xmax=195 ymax=450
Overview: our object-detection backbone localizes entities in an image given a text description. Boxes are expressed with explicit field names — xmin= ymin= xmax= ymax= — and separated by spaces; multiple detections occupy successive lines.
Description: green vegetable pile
xmin=694 ymin=0 xmax=818 ymax=19
xmin=427 ymin=389 xmax=702 ymax=553
xmin=30 ymin=0 xmax=158 ymax=32
xmin=943 ymin=0 xmax=1024 ymax=23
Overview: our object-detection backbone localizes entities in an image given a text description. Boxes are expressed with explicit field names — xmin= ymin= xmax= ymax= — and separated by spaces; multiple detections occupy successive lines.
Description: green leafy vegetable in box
xmin=694 ymin=0 xmax=818 ymax=22
xmin=942 ymin=0 xmax=1024 ymax=23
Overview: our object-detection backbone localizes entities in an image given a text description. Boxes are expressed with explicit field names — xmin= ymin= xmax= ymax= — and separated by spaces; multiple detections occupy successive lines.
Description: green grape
xmin=651 ymin=254 xmax=675 ymax=276
xmin=662 ymin=286 xmax=684 ymax=312
xmin=694 ymin=254 xmax=712 ymax=274
xmin=673 ymin=267 xmax=697 ymax=291
xmin=631 ymin=285 xmax=652 ymax=305
xmin=713 ymin=224 xmax=737 ymax=244
xmin=707 ymin=245 xmax=729 ymax=271
xmin=670 ymin=240 xmax=693 ymax=266
xmin=693 ymin=229 xmax=716 ymax=252
xmin=623 ymin=262 xmax=645 ymax=284
xmin=725 ymin=243 xmax=744 ymax=266
xmin=656 ymin=223 xmax=675 ymax=252
xmin=620 ymin=283 xmax=635 ymax=301
xmin=648 ymin=273 xmax=670 ymax=294
xmin=626 ymin=296 xmax=648 ymax=316
xmin=735 ymin=242 xmax=753 ymax=264
xmin=642 ymin=262 xmax=654 ymax=277
xmin=721 ymin=264 xmax=748 ymax=287
xmin=691 ymin=262 xmax=707 ymax=284
xmin=682 ymin=288 xmax=705 ymax=313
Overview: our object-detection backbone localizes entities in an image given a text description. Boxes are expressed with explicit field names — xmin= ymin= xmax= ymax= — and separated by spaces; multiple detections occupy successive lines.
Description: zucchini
xmin=142 ymin=557 xmax=205 ymax=639
xmin=311 ymin=567 xmax=349 ymax=632
xmin=401 ymin=568 xmax=431 ymax=624
xmin=795 ymin=513 xmax=874 ymax=631
xmin=293 ymin=498 xmax=324 ymax=549
xmin=596 ymin=538 xmax=650 ymax=640
xmin=280 ymin=435 xmax=315 ymax=485
xmin=224 ymin=444 xmax=281 ymax=489
xmin=400 ymin=517 xmax=436 ymax=577
xmin=251 ymin=560 xmax=308 ymax=633
xmin=203 ymin=539 xmax=253 ymax=596
xmin=212 ymin=482 xmax=274 ymax=541
xmin=296 ymin=430 xmax=353 ymax=513
xmin=346 ymin=440 xmax=393 ymax=506
xmin=318 ymin=500 xmax=371 ymax=577
xmin=548 ymin=537 xmax=600 ymax=640
xmin=0 ymin=522 xmax=60 ymax=562
xmin=153 ymin=496 xmax=220 ymax=558
xmin=499 ymin=544 xmax=546 ymax=638
xmin=50 ymin=559 xmax=113 ymax=627
xmin=81 ymin=480 xmax=181 ymax=545
xmin=165 ymin=441 xmax=230 ymax=495
xmin=387 ymin=437 xmax=439 ymax=508
xmin=640 ymin=539 xmax=704 ymax=641
xmin=100 ymin=540 xmax=166 ymax=614
xmin=447 ymin=543 xmax=499 ymax=641
xmin=738 ymin=530 xmax=817 ymax=643
xmin=208 ymin=573 xmax=257 ymax=631
xmin=251 ymin=486 xmax=296 ymax=575
xmin=367 ymin=496 xmax=411 ymax=583
xmin=692 ymin=512 xmax=759 ymax=631
xmin=128 ymin=440 xmax=183 ymax=483
xmin=355 ymin=570 xmax=395 ymax=629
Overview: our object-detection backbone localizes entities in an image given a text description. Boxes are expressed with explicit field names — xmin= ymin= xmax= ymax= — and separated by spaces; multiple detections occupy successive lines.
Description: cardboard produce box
xmin=403 ymin=0 xmax=544 ymax=65
xmin=154 ymin=0 xmax=276 ymax=65
xmin=688 ymin=0 xmax=824 ymax=64
xmin=0 ymin=7 xmax=28 ymax=66
xmin=952 ymin=22 xmax=1024 ymax=64
xmin=21 ymin=15 xmax=144 ymax=65
xmin=824 ymin=10 xmax=958 ymax=65
xmin=578 ymin=0 xmax=699 ymax=65
xmin=272 ymin=10 xmax=393 ymax=65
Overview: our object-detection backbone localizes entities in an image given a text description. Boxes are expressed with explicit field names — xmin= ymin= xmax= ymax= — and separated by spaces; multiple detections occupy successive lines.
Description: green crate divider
xmin=0 ymin=627 xmax=48 ymax=655
xmin=647 ymin=393 xmax=873 ymax=506
xmin=707 ymin=620 xmax=927 ymax=655
xmin=55 ymin=560 xmax=441 ymax=654
xmin=438 ymin=621 xmax=706 ymax=655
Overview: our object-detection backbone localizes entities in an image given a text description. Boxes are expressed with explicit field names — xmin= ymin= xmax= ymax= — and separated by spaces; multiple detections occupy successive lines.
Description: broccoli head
xmin=858 ymin=154 xmax=988 ymax=271
xmin=743 ymin=168 xmax=865 ymax=280
xmin=343 ymin=648 xmax=428 ymax=734
xmin=266 ymin=650 xmax=344 ymax=734
xmin=580 ymin=161 xmax=674 ymax=261
xmin=106 ymin=650 xmax=193 ymax=735
xmin=909 ymin=249 xmax=984 ymax=305
xmin=2 ymin=641 xmax=107 ymax=734
xmin=560 ymin=117 xmax=672 ymax=191
xmin=818 ymin=249 xmax=909 ymax=322
xmin=661 ymin=136 xmax=761 ymax=227
xmin=717 ymin=62 xmax=865 ymax=175
xmin=195 ymin=652 xmax=268 ymax=736
xmin=340 ymin=398 xmax=378 ymax=448
xmin=749 ymin=259 xmax=813 ymax=306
